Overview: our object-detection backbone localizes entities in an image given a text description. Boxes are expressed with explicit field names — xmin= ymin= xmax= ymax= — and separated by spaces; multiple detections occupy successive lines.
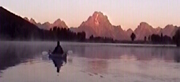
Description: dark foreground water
xmin=0 ymin=41 xmax=180 ymax=82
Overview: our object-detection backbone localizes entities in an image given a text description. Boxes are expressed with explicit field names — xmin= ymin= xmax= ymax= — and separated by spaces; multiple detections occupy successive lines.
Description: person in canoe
xmin=50 ymin=41 xmax=67 ymax=73
xmin=52 ymin=41 xmax=64 ymax=55
xmin=50 ymin=41 xmax=67 ymax=61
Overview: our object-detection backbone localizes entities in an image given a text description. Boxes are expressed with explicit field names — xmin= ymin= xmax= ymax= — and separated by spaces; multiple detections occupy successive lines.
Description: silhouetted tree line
xmin=130 ymin=32 xmax=172 ymax=44
xmin=130 ymin=30 xmax=180 ymax=47
xmin=0 ymin=24 xmax=87 ymax=41
xmin=173 ymin=28 xmax=180 ymax=47
xmin=0 ymin=21 xmax=42 ymax=40
xmin=41 ymin=26 xmax=86 ymax=41
xmin=88 ymin=35 xmax=115 ymax=43
xmin=149 ymin=33 xmax=172 ymax=44
xmin=143 ymin=28 xmax=180 ymax=47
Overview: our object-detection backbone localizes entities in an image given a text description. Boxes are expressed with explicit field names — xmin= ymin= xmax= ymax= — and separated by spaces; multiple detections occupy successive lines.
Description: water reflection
xmin=49 ymin=55 xmax=67 ymax=73
xmin=0 ymin=44 xmax=35 ymax=71
xmin=0 ymin=41 xmax=56 ymax=72
xmin=0 ymin=46 xmax=21 ymax=71
xmin=0 ymin=42 xmax=180 ymax=82
xmin=174 ymin=51 xmax=180 ymax=63
xmin=72 ymin=46 xmax=180 ymax=63
xmin=0 ymin=41 xmax=180 ymax=74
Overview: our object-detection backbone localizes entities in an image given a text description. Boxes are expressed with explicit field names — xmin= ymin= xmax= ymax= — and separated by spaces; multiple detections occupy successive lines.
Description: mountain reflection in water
xmin=0 ymin=42 xmax=180 ymax=71
xmin=0 ymin=41 xmax=180 ymax=82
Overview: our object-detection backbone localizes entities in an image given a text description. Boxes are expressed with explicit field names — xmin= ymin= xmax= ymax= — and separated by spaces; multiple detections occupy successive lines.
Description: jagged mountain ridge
xmin=24 ymin=17 xmax=68 ymax=30
xmin=1 ymin=6 xmax=179 ymax=40
xmin=78 ymin=11 xmax=129 ymax=40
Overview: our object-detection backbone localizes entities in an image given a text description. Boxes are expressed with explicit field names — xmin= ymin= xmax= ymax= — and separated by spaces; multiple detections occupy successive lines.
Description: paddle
xmin=42 ymin=50 xmax=73 ymax=55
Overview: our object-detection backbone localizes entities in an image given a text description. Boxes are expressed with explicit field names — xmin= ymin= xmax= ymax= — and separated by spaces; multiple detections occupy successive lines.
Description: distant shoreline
xmin=0 ymin=40 xmax=176 ymax=48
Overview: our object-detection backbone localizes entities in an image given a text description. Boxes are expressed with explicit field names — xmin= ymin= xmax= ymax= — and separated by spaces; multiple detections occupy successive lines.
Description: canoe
xmin=49 ymin=52 xmax=67 ymax=63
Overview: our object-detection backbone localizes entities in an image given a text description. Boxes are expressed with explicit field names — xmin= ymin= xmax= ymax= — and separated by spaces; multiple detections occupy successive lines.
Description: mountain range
xmin=25 ymin=11 xmax=179 ymax=40
xmin=24 ymin=17 xmax=68 ymax=30
xmin=1 ymin=6 xmax=179 ymax=40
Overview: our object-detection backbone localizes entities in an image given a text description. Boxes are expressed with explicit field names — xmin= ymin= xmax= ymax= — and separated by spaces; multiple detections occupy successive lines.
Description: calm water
xmin=0 ymin=41 xmax=180 ymax=82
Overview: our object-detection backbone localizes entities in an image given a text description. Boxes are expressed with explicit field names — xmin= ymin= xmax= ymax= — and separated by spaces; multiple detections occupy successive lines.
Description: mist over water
xmin=0 ymin=41 xmax=180 ymax=82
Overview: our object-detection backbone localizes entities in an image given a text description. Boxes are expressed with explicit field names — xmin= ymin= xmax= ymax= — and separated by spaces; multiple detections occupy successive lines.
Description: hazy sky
xmin=0 ymin=0 xmax=180 ymax=30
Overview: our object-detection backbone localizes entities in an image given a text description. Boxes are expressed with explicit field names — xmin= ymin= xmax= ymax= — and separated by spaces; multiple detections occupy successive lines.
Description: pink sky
xmin=0 ymin=0 xmax=180 ymax=30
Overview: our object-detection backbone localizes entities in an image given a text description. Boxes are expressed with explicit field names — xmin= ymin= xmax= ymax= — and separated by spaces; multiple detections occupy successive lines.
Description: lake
xmin=0 ymin=41 xmax=180 ymax=82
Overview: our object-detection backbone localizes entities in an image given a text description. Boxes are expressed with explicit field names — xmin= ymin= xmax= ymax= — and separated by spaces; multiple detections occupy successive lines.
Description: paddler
xmin=52 ymin=41 xmax=64 ymax=55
